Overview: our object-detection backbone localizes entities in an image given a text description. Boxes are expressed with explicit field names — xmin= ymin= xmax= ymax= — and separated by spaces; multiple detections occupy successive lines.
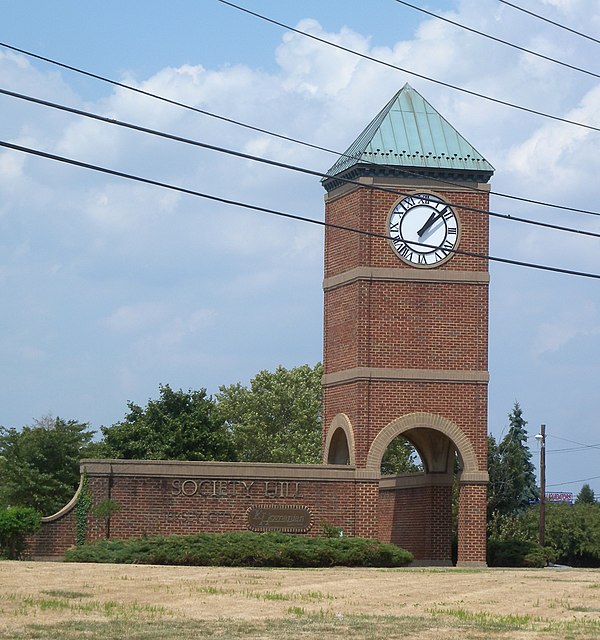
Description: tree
xmin=491 ymin=503 xmax=600 ymax=567
xmin=576 ymin=484 xmax=597 ymax=505
xmin=99 ymin=385 xmax=235 ymax=461
xmin=487 ymin=402 xmax=539 ymax=517
xmin=0 ymin=416 xmax=95 ymax=514
xmin=380 ymin=437 xmax=421 ymax=475
xmin=215 ymin=364 xmax=322 ymax=464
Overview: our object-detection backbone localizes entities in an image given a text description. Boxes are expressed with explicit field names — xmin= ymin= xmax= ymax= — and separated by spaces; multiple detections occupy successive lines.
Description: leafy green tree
xmin=216 ymin=364 xmax=322 ymax=464
xmin=0 ymin=416 xmax=95 ymax=514
xmin=487 ymin=402 xmax=539 ymax=517
xmin=576 ymin=483 xmax=597 ymax=505
xmin=380 ymin=437 xmax=421 ymax=475
xmin=492 ymin=504 xmax=600 ymax=568
xmin=99 ymin=385 xmax=235 ymax=461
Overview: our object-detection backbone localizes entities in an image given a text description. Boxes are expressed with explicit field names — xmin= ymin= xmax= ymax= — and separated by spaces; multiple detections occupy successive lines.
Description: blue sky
xmin=1 ymin=0 xmax=599 ymax=497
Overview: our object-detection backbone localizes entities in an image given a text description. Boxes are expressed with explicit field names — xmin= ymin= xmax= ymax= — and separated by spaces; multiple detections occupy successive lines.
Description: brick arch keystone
xmin=365 ymin=412 xmax=483 ymax=479
xmin=323 ymin=413 xmax=356 ymax=466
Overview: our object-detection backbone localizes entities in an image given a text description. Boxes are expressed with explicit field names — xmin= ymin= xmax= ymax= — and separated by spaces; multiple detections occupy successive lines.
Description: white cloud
xmin=532 ymin=301 xmax=600 ymax=357
xmin=1 ymin=1 xmax=600 ymax=498
xmin=102 ymin=302 xmax=168 ymax=332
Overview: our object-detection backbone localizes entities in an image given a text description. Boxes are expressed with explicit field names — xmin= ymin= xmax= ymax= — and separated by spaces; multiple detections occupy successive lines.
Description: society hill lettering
xmin=171 ymin=479 xmax=303 ymax=499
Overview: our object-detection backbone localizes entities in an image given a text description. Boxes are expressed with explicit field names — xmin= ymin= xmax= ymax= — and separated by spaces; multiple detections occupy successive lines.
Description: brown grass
xmin=0 ymin=561 xmax=599 ymax=639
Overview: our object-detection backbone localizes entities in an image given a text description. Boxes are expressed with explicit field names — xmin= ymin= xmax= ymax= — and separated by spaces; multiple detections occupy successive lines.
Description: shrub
xmin=487 ymin=539 xmax=552 ymax=568
xmin=64 ymin=531 xmax=413 ymax=567
xmin=0 ymin=506 xmax=42 ymax=559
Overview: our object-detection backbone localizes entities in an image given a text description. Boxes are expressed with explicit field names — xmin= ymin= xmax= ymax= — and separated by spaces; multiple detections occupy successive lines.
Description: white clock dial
xmin=388 ymin=193 xmax=460 ymax=267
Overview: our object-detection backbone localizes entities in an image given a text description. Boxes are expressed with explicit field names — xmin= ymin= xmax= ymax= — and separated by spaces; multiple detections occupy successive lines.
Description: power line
xmin=547 ymin=445 xmax=600 ymax=454
xmin=3 ymin=86 xmax=600 ymax=242
xmin=2 ymin=137 xmax=600 ymax=280
xmin=3 ymin=42 xmax=600 ymax=220
xmin=547 ymin=475 xmax=600 ymax=488
xmin=393 ymin=0 xmax=600 ymax=80
xmin=498 ymin=0 xmax=600 ymax=46
xmin=548 ymin=434 xmax=600 ymax=451
xmin=215 ymin=0 xmax=600 ymax=134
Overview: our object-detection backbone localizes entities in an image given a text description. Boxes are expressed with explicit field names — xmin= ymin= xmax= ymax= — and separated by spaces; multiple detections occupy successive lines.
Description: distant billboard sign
xmin=546 ymin=492 xmax=573 ymax=504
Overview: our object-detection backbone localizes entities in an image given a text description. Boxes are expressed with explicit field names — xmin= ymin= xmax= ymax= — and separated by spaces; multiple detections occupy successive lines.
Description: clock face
xmin=387 ymin=193 xmax=460 ymax=267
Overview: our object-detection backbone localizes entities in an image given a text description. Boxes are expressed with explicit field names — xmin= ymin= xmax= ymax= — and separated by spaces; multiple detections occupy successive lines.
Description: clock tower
xmin=321 ymin=84 xmax=493 ymax=566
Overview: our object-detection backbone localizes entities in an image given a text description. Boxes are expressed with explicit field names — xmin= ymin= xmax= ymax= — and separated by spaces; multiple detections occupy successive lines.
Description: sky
xmin=1 ymin=0 xmax=599 ymax=497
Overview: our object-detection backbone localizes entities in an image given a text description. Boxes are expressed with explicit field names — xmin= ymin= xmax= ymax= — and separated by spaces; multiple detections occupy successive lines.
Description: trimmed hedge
xmin=64 ymin=531 xmax=413 ymax=567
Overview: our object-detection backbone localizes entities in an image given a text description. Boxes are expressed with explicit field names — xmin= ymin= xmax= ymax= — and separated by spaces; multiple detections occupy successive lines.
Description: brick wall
xmin=378 ymin=476 xmax=453 ymax=564
xmin=27 ymin=509 xmax=77 ymax=560
xmin=457 ymin=482 xmax=488 ymax=565
xmin=324 ymin=185 xmax=489 ymax=278
xmin=324 ymin=380 xmax=487 ymax=470
xmin=324 ymin=280 xmax=488 ymax=373
xmin=29 ymin=460 xmax=381 ymax=558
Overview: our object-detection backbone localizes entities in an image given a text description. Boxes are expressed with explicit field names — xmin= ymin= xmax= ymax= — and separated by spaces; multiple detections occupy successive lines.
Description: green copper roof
xmin=323 ymin=84 xmax=494 ymax=188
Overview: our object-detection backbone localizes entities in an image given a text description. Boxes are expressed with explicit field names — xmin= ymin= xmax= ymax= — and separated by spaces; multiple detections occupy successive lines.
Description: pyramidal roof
xmin=323 ymin=84 xmax=494 ymax=189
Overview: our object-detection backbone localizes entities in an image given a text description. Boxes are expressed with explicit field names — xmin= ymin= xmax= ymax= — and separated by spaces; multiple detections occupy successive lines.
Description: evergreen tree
xmin=576 ymin=483 xmax=597 ymax=505
xmin=487 ymin=402 xmax=539 ymax=517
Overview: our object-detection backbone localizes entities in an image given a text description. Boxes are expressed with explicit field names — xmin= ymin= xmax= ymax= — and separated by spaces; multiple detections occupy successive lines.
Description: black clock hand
xmin=417 ymin=211 xmax=441 ymax=237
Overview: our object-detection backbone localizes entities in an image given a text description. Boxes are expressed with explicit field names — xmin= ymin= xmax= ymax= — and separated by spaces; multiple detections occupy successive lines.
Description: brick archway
xmin=365 ymin=411 xmax=484 ymax=480
xmin=323 ymin=413 xmax=356 ymax=466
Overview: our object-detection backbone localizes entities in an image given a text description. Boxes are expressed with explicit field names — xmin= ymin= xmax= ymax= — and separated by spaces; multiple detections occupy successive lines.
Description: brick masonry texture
xmin=379 ymin=484 xmax=453 ymax=562
xmin=323 ymin=181 xmax=490 ymax=565
xmin=29 ymin=464 xmax=381 ymax=557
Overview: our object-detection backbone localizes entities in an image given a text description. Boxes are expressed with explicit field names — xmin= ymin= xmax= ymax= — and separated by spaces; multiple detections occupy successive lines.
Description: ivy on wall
xmin=75 ymin=472 xmax=92 ymax=546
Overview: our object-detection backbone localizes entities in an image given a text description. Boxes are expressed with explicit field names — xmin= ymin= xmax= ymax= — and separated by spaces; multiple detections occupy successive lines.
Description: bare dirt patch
xmin=1 ymin=561 xmax=599 ymax=639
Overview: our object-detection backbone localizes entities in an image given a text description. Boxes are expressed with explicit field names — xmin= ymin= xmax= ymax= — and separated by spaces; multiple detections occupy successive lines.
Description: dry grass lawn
xmin=0 ymin=561 xmax=599 ymax=639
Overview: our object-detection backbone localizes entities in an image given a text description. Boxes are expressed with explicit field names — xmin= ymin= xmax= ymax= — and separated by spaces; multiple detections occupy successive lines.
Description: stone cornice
xmin=324 ymin=266 xmax=489 ymax=290
xmin=80 ymin=459 xmax=380 ymax=482
xmin=460 ymin=470 xmax=489 ymax=484
xmin=323 ymin=367 xmax=489 ymax=387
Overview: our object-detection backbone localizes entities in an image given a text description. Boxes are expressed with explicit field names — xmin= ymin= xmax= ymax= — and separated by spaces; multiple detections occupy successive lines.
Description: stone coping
xmin=41 ymin=475 xmax=83 ymax=523
xmin=379 ymin=472 xmax=454 ymax=490
xmin=81 ymin=459 xmax=381 ymax=482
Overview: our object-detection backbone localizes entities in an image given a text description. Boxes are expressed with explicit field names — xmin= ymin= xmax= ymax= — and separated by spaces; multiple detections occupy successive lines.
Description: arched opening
xmin=371 ymin=412 xmax=481 ymax=566
xmin=323 ymin=414 xmax=356 ymax=466
xmin=327 ymin=427 xmax=350 ymax=465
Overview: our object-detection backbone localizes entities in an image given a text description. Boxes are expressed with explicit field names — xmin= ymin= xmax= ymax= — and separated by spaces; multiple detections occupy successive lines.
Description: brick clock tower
xmin=321 ymin=84 xmax=494 ymax=566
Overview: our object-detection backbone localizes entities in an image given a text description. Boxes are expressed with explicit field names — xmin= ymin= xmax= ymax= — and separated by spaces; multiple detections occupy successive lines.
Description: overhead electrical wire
xmin=547 ymin=474 xmax=600 ymax=488
xmin=393 ymin=0 xmax=600 ymax=80
xmin=2 ymin=85 xmax=600 ymax=242
xmin=547 ymin=445 xmax=600 ymax=454
xmin=2 ymin=42 xmax=600 ymax=220
xmin=2 ymin=137 xmax=600 ymax=281
xmin=1 ymin=17 xmax=598 ymax=489
xmin=498 ymin=0 xmax=600 ymax=46
xmin=215 ymin=0 xmax=600 ymax=134
xmin=548 ymin=434 xmax=600 ymax=451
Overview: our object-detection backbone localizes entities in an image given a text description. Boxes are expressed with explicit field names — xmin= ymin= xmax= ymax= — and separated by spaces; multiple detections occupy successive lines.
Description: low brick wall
xmin=378 ymin=473 xmax=454 ymax=565
xmin=29 ymin=459 xmax=380 ymax=558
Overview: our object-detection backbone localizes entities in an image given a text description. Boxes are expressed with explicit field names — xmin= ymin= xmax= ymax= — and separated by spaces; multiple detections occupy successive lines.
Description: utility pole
xmin=535 ymin=424 xmax=546 ymax=547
